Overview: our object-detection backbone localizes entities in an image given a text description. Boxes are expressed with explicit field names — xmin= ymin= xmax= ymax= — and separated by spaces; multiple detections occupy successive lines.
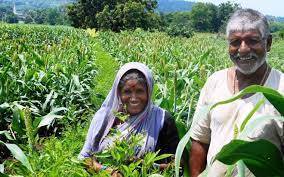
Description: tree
xmin=190 ymin=2 xmax=219 ymax=32
xmin=189 ymin=2 xmax=239 ymax=32
xmin=0 ymin=5 xmax=15 ymax=23
xmin=24 ymin=7 xmax=70 ymax=25
xmin=217 ymin=1 xmax=239 ymax=32
xmin=6 ymin=13 xmax=18 ymax=23
xmin=162 ymin=12 xmax=191 ymax=26
xmin=161 ymin=12 xmax=194 ymax=38
xmin=67 ymin=0 xmax=161 ymax=31
xmin=46 ymin=8 xmax=60 ymax=25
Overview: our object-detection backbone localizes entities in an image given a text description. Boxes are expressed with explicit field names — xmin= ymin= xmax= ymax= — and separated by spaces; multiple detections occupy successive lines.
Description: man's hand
xmin=189 ymin=139 xmax=209 ymax=177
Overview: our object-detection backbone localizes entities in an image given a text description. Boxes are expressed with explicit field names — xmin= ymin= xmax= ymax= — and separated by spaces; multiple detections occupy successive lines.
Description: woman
xmin=79 ymin=62 xmax=179 ymax=174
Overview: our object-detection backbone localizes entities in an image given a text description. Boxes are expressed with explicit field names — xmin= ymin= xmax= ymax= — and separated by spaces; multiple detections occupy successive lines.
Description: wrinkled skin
xmin=228 ymin=29 xmax=272 ymax=75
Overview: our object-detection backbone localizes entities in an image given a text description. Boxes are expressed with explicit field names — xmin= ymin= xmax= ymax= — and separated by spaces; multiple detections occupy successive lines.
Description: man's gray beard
xmin=236 ymin=56 xmax=266 ymax=75
xmin=231 ymin=53 xmax=267 ymax=75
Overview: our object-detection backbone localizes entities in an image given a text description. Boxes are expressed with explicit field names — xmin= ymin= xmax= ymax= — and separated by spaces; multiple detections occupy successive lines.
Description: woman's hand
xmin=84 ymin=158 xmax=123 ymax=176
xmin=104 ymin=167 xmax=123 ymax=177
xmin=159 ymin=163 xmax=169 ymax=170
xmin=111 ymin=170 xmax=123 ymax=177
xmin=153 ymin=162 xmax=174 ymax=171
xmin=84 ymin=158 xmax=103 ymax=172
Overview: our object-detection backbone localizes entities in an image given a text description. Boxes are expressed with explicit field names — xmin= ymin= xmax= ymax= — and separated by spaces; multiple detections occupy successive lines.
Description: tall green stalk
xmin=24 ymin=107 xmax=34 ymax=151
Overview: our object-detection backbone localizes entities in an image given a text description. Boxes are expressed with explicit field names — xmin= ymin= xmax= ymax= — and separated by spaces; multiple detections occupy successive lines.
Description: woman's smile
xmin=119 ymin=79 xmax=148 ymax=116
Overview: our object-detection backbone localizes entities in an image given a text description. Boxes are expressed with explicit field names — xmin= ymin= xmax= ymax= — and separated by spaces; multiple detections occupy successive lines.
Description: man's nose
xmin=238 ymin=40 xmax=251 ymax=55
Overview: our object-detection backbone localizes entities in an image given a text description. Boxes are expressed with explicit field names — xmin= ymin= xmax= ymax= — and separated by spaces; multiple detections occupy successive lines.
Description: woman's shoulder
xmin=164 ymin=111 xmax=175 ymax=124
xmin=164 ymin=111 xmax=172 ymax=120
xmin=161 ymin=111 xmax=178 ymax=132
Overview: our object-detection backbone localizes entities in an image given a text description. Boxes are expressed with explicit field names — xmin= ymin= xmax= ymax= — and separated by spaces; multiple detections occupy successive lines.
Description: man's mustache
xmin=230 ymin=53 xmax=259 ymax=61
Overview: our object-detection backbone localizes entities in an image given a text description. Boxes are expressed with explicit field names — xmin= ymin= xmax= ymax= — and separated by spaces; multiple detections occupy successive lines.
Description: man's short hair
xmin=226 ymin=8 xmax=270 ymax=38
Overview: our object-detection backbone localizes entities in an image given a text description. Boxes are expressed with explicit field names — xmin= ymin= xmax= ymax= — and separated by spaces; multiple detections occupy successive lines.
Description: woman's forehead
xmin=122 ymin=79 xmax=147 ymax=88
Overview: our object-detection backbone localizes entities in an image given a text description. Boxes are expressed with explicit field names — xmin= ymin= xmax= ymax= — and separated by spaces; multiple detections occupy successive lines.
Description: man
xmin=189 ymin=8 xmax=284 ymax=177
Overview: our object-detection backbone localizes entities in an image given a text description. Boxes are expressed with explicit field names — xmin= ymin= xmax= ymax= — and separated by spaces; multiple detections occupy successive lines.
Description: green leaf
xmin=32 ymin=51 xmax=44 ymax=67
xmin=0 ymin=163 xmax=4 ymax=173
xmin=225 ymin=165 xmax=235 ymax=177
xmin=239 ymin=115 xmax=284 ymax=139
xmin=239 ymin=99 xmax=265 ymax=132
xmin=153 ymin=153 xmax=172 ymax=162
xmin=263 ymin=91 xmax=284 ymax=116
xmin=175 ymin=130 xmax=191 ymax=177
xmin=0 ymin=102 xmax=10 ymax=110
xmin=148 ymin=174 xmax=164 ymax=177
xmin=12 ymin=105 xmax=25 ymax=136
xmin=175 ymin=105 xmax=212 ymax=177
xmin=42 ymin=90 xmax=54 ymax=112
xmin=144 ymin=151 xmax=158 ymax=165
xmin=38 ymin=107 xmax=67 ymax=128
xmin=0 ymin=131 xmax=14 ymax=140
xmin=175 ymin=120 xmax=187 ymax=142
xmin=0 ymin=172 xmax=9 ymax=177
xmin=72 ymin=74 xmax=84 ymax=92
xmin=18 ymin=54 xmax=26 ymax=63
xmin=211 ymin=85 xmax=284 ymax=116
xmin=215 ymin=139 xmax=284 ymax=177
xmin=199 ymin=48 xmax=212 ymax=63
xmin=236 ymin=161 xmax=245 ymax=177
xmin=0 ymin=141 xmax=33 ymax=173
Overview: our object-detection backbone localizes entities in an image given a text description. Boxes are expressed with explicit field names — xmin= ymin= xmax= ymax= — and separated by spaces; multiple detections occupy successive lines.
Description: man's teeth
xmin=239 ymin=57 xmax=252 ymax=61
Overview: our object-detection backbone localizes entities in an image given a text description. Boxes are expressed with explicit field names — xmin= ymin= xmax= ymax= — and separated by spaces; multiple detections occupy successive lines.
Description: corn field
xmin=0 ymin=23 xmax=284 ymax=176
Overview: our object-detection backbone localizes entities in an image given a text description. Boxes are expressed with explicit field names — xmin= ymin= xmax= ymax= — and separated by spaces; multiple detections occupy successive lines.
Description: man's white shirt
xmin=190 ymin=68 xmax=284 ymax=177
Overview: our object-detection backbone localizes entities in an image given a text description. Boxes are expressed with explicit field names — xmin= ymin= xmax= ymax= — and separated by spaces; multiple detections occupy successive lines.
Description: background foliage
xmin=1 ymin=0 xmax=284 ymax=38
xmin=67 ymin=0 xmax=160 ymax=31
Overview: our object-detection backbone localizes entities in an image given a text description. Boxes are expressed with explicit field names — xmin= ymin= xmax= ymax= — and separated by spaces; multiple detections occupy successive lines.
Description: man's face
xmin=228 ymin=29 xmax=272 ymax=74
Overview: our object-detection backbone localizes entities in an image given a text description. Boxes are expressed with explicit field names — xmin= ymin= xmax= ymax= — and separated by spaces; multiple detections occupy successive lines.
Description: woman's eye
xmin=123 ymin=90 xmax=131 ymax=94
xmin=137 ymin=89 xmax=145 ymax=94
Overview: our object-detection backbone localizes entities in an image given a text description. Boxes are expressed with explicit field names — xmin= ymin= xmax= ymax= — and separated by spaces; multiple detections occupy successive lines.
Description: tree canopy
xmin=190 ymin=2 xmax=239 ymax=32
xmin=67 ymin=0 xmax=161 ymax=31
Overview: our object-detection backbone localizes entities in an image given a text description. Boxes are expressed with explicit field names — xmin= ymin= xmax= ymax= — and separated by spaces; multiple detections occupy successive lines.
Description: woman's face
xmin=119 ymin=79 xmax=148 ymax=116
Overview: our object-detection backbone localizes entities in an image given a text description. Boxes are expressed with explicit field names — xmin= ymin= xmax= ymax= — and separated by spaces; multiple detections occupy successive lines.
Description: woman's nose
xmin=130 ymin=94 xmax=138 ymax=101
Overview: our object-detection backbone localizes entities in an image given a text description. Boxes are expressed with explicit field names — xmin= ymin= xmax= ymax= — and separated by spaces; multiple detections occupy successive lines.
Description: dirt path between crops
xmin=92 ymin=40 xmax=119 ymax=97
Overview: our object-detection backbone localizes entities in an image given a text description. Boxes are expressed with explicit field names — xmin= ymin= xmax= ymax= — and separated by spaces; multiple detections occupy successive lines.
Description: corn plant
xmin=0 ymin=24 xmax=98 ymax=133
xmin=0 ymin=23 xmax=99 ymax=174
xmin=0 ymin=131 xmax=33 ymax=174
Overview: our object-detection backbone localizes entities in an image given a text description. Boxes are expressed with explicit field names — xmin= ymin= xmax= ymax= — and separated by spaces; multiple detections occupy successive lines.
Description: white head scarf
xmin=79 ymin=62 xmax=165 ymax=159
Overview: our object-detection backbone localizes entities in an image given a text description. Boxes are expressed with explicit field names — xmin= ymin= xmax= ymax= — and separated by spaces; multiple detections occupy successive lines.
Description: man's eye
xmin=229 ymin=40 xmax=241 ymax=47
xmin=247 ymin=38 xmax=261 ymax=45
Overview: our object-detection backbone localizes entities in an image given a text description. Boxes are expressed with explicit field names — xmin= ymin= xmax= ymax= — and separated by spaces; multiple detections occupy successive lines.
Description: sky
xmin=193 ymin=0 xmax=284 ymax=17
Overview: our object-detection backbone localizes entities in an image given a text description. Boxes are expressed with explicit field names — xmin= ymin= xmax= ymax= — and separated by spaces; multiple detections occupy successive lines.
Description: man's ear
xmin=266 ymin=34 xmax=272 ymax=52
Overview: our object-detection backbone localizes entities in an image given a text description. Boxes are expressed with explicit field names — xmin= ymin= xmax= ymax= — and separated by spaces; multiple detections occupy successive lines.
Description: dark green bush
xmin=279 ymin=30 xmax=284 ymax=39
xmin=166 ymin=23 xmax=194 ymax=38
